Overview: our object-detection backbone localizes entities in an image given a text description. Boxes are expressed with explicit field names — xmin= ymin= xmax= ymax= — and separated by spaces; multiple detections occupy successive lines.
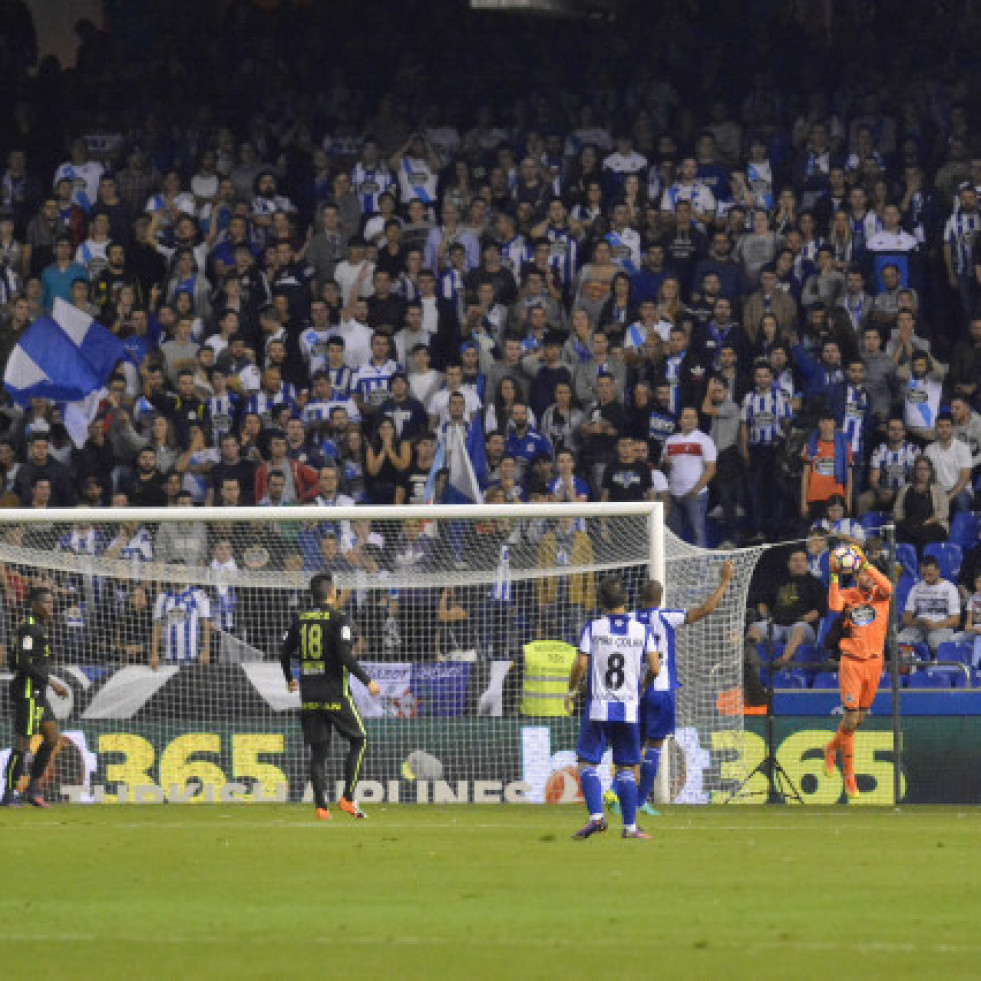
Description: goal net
xmin=0 ymin=503 xmax=763 ymax=805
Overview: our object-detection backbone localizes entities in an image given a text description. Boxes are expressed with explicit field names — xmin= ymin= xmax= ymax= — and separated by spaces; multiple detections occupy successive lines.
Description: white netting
xmin=0 ymin=504 xmax=762 ymax=805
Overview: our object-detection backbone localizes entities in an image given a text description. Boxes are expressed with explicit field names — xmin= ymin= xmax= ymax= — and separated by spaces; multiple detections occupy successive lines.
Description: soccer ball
xmin=832 ymin=544 xmax=862 ymax=575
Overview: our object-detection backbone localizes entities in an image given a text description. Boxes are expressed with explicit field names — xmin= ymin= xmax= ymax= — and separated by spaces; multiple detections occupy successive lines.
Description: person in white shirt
xmin=662 ymin=407 xmax=718 ymax=548
xmin=951 ymin=395 xmax=981 ymax=474
xmin=603 ymin=134 xmax=649 ymax=183
xmin=428 ymin=364 xmax=481 ymax=428
xmin=408 ymin=344 xmax=442 ymax=409
xmin=924 ymin=412 xmax=974 ymax=513
xmin=395 ymin=301 xmax=432 ymax=365
xmin=53 ymin=138 xmax=105 ymax=213
xmin=333 ymin=236 xmax=375 ymax=307
xmin=899 ymin=555 xmax=961 ymax=653
xmin=332 ymin=296 xmax=373 ymax=369
xmin=660 ymin=156 xmax=717 ymax=229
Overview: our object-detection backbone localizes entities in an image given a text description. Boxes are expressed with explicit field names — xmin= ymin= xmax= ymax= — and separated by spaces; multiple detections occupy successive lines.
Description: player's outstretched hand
xmin=720 ymin=559 xmax=734 ymax=582
xmin=368 ymin=681 xmax=381 ymax=697
xmin=288 ymin=679 xmax=298 ymax=693
xmin=51 ymin=681 xmax=69 ymax=698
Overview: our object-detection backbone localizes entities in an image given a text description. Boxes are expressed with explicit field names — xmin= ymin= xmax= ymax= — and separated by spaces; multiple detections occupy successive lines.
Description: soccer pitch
xmin=2 ymin=804 xmax=979 ymax=979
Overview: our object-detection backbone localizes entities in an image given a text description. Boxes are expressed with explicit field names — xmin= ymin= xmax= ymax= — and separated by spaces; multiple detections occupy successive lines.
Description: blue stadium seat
xmin=934 ymin=641 xmax=972 ymax=666
xmin=896 ymin=543 xmax=918 ymax=578
xmin=792 ymin=643 xmax=822 ymax=664
xmin=895 ymin=575 xmax=914 ymax=616
xmin=816 ymin=612 xmax=839 ymax=647
xmin=906 ymin=670 xmax=950 ymax=689
xmin=811 ymin=672 xmax=839 ymax=688
xmin=773 ymin=670 xmax=807 ymax=689
xmin=949 ymin=511 xmax=980 ymax=550
xmin=924 ymin=542 xmax=962 ymax=581
xmin=860 ymin=511 xmax=889 ymax=536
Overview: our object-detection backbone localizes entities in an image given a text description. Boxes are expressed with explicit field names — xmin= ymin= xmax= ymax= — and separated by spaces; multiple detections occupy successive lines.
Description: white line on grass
xmin=4 ymin=934 xmax=981 ymax=955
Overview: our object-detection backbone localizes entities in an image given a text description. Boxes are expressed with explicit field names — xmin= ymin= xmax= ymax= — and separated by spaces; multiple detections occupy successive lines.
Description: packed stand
xmin=0 ymin=0 xmax=980 ymax=666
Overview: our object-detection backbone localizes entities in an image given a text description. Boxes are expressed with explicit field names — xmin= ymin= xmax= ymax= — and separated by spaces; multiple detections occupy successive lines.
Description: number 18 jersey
xmin=579 ymin=613 xmax=656 ymax=723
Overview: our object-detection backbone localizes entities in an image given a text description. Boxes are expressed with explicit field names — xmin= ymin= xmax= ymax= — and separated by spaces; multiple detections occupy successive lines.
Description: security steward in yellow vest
xmin=521 ymin=637 xmax=577 ymax=716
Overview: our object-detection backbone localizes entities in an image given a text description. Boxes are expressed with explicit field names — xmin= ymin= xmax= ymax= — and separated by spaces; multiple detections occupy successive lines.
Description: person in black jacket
xmin=3 ymin=586 xmax=69 ymax=807
xmin=280 ymin=573 xmax=380 ymax=821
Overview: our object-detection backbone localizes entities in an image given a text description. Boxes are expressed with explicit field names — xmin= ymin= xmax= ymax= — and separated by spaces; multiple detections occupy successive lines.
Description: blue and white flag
xmin=423 ymin=419 xmax=484 ymax=506
xmin=4 ymin=298 xmax=128 ymax=444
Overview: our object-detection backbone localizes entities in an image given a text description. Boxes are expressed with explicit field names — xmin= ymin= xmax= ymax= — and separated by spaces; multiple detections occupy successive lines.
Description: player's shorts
xmin=12 ymin=695 xmax=54 ymax=738
xmin=639 ymin=687 xmax=676 ymax=742
xmin=300 ymin=695 xmax=365 ymax=747
xmin=576 ymin=718 xmax=641 ymax=767
xmin=839 ymin=656 xmax=884 ymax=712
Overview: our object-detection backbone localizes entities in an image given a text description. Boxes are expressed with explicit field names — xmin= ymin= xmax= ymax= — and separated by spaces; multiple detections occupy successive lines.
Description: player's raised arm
xmin=645 ymin=627 xmax=660 ymax=684
xmin=858 ymin=552 xmax=893 ymax=596
xmin=685 ymin=559 xmax=734 ymax=624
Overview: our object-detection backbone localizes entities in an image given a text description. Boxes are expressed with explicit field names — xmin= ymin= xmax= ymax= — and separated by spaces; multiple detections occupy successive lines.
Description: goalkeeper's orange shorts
xmin=839 ymin=656 xmax=884 ymax=711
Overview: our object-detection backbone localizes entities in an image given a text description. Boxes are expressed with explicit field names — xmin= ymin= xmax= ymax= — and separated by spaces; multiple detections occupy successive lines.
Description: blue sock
xmin=614 ymin=769 xmax=638 ymax=828
xmin=579 ymin=766 xmax=603 ymax=818
xmin=637 ymin=746 xmax=661 ymax=806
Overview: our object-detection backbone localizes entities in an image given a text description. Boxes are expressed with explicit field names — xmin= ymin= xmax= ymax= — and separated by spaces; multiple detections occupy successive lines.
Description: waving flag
xmin=4 ymin=298 xmax=127 ymax=444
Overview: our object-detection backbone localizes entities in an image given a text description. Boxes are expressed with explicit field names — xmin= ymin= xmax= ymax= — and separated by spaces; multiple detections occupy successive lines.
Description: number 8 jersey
xmin=579 ymin=613 xmax=658 ymax=723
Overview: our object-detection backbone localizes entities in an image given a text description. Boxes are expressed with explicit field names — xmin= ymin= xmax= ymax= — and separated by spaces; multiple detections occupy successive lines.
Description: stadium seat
xmin=816 ymin=611 xmax=839 ymax=647
xmin=949 ymin=511 xmax=980 ymax=550
xmin=896 ymin=543 xmax=918 ymax=578
xmin=906 ymin=670 xmax=951 ymax=689
xmin=859 ymin=511 xmax=889 ymax=536
xmin=934 ymin=641 xmax=972 ymax=666
xmin=792 ymin=643 xmax=822 ymax=664
xmin=773 ymin=670 xmax=807 ymax=689
xmin=924 ymin=542 xmax=962 ymax=581
xmin=895 ymin=575 xmax=914 ymax=615
xmin=811 ymin=672 xmax=838 ymax=688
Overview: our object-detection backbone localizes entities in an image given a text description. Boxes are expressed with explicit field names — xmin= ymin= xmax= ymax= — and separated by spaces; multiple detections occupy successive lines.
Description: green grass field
xmin=2 ymin=803 xmax=980 ymax=979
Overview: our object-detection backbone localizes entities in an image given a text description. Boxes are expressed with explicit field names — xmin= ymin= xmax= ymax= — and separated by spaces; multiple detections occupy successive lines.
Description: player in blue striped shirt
xmin=621 ymin=562 xmax=732 ymax=816
xmin=567 ymin=577 xmax=659 ymax=840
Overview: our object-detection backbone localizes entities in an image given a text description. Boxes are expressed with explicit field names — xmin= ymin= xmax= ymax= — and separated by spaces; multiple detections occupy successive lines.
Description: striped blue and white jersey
xmin=841 ymin=384 xmax=871 ymax=456
xmin=153 ymin=587 xmax=212 ymax=662
xmin=869 ymin=441 xmax=919 ymax=490
xmin=633 ymin=607 xmax=685 ymax=692
xmin=350 ymin=163 xmax=395 ymax=214
xmin=943 ymin=211 xmax=981 ymax=275
xmin=354 ymin=360 xmax=399 ymax=409
xmin=208 ymin=392 xmax=241 ymax=442
xmin=544 ymin=227 xmax=579 ymax=288
xmin=326 ymin=365 xmax=354 ymax=398
xmin=579 ymin=613 xmax=656 ymax=722
xmin=301 ymin=395 xmax=360 ymax=426
xmin=245 ymin=388 xmax=297 ymax=429
xmin=740 ymin=387 xmax=792 ymax=447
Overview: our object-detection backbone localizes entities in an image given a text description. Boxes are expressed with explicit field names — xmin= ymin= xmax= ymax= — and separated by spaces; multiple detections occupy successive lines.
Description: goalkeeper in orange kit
xmin=824 ymin=546 xmax=893 ymax=799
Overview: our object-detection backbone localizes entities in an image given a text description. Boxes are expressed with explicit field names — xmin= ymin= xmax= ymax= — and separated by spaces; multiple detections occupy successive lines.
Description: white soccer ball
xmin=832 ymin=544 xmax=862 ymax=575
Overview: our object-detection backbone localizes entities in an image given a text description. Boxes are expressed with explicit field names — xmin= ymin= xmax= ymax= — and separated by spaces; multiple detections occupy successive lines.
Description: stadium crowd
xmin=1 ymin=0 xmax=981 ymax=665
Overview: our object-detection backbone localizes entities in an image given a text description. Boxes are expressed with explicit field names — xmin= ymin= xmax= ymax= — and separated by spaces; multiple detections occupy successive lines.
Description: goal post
xmin=0 ymin=502 xmax=762 ymax=805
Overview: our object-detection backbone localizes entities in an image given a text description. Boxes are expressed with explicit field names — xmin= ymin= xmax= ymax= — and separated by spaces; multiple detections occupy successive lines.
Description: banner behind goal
xmin=0 ymin=504 xmax=762 ymax=805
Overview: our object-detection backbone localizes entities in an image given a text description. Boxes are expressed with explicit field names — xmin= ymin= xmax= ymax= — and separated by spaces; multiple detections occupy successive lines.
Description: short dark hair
xmin=598 ymin=576 xmax=627 ymax=612
xmin=309 ymin=572 xmax=333 ymax=603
